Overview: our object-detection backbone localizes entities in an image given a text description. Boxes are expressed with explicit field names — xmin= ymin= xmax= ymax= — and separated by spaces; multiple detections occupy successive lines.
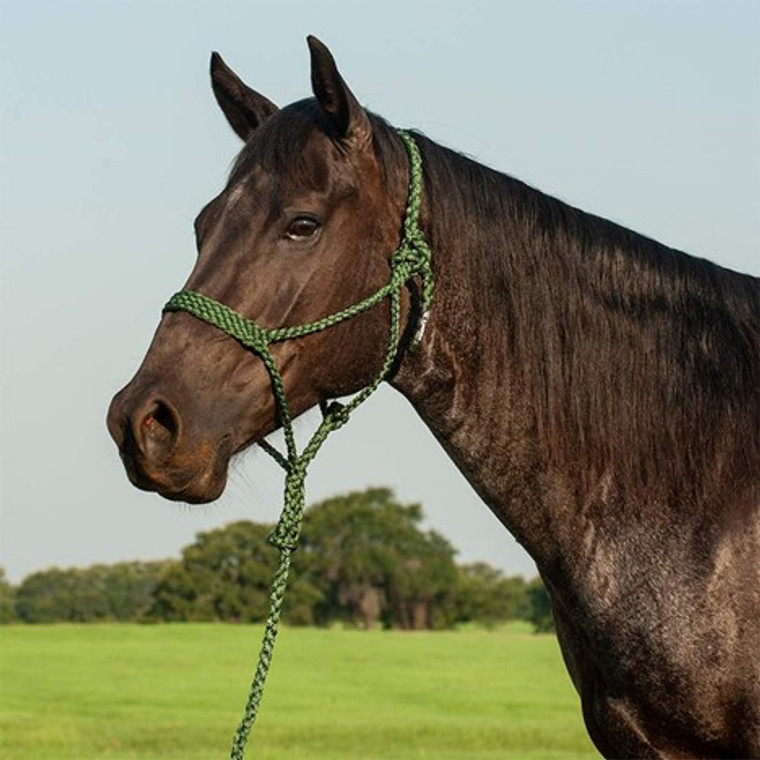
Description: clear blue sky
xmin=1 ymin=0 xmax=758 ymax=583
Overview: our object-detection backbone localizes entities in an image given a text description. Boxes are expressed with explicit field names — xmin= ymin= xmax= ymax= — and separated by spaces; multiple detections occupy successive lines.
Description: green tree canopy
xmin=6 ymin=489 xmax=550 ymax=632
xmin=296 ymin=488 xmax=458 ymax=629
xmin=146 ymin=521 xmax=321 ymax=624
xmin=453 ymin=563 xmax=531 ymax=627
xmin=526 ymin=577 xmax=555 ymax=633
xmin=14 ymin=562 xmax=167 ymax=623
xmin=0 ymin=568 xmax=18 ymax=623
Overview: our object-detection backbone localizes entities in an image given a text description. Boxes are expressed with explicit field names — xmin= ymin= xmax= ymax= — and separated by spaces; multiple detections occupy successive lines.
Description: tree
xmin=526 ymin=577 xmax=555 ymax=633
xmin=0 ymin=568 xmax=18 ymax=623
xmin=383 ymin=528 xmax=458 ymax=630
xmin=101 ymin=562 xmax=169 ymax=620
xmin=14 ymin=562 xmax=168 ymax=623
xmin=296 ymin=488 xmax=458 ymax=629
xmin=16 ymin=568 xmax=83 ymax=622
xmin=145 ymin=521 xmax=321 ymax=624
xmin=453 ymin=563 xmax=530 ymax=627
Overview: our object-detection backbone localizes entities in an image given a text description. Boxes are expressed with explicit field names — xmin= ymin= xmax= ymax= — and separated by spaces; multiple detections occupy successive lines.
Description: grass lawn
xmin=0 ymin=622 xmax=597 ymax=759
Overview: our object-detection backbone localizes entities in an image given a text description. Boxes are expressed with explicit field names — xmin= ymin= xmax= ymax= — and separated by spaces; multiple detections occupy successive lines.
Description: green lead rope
xmin=163 ymin=130 xmax=433 ymax=759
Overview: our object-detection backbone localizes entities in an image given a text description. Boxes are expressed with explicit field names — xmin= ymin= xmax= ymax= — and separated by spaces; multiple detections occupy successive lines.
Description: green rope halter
xmin=163 ymin=129 xmax=433 ymax=759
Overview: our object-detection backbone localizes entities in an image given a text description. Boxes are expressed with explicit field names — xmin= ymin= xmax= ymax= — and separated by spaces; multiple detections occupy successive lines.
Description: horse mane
xmin=370 ymin=115 xmax=760 ymax=503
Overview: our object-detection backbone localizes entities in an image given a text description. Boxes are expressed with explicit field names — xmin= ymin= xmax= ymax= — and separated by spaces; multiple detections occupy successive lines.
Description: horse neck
xmin=391 ymin=136 xmax=760 ymax=572
xmin=391 ymin=141 xmax=563 ymax=565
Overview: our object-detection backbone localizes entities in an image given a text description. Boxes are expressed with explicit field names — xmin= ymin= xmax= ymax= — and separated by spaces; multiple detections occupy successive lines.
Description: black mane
xmin=371 ymin=115 xmax=760 ymax=500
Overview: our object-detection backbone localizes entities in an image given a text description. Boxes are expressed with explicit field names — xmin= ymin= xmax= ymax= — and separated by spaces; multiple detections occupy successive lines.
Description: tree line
xmin=1 ymin=488 xmax=554 ymax=632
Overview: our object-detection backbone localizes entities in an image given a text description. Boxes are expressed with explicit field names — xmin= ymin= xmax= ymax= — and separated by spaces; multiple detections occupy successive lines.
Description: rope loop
xmin=268 ymin=519 xmax=302 ymax=552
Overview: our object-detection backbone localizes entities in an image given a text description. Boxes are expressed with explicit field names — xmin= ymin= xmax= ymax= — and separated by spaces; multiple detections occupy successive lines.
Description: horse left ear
xmin=211 ymin=52 xmax=279 ymax=142
xmin=307 ymin=36 xmax=371 ymax=146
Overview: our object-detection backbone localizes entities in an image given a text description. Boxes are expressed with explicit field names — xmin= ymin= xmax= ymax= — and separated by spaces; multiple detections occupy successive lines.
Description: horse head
xmin=107 ymin=38 xmax=417 ymax=503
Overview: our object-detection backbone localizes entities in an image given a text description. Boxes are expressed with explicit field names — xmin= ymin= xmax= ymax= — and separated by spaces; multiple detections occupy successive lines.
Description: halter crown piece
xmin=163 ymin=129 xmax=433 ymax=759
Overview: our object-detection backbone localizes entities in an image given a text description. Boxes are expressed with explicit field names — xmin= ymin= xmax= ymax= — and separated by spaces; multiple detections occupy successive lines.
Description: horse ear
xmin=307 ymin=36 xmax=371 ymax=146
xmin=210 ymin=52 xmax=279 ymax=142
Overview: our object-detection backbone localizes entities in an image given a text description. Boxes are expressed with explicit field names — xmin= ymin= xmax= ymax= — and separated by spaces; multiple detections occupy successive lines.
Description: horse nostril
xmin=143 ymin=400 xmax=179 ymax=443
xmin=136 ymin=398 xmax=181 ymax=458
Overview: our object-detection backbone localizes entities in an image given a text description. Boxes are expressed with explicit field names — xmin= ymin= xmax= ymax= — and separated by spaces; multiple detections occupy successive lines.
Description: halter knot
xmin=322 ymin=400 xmax=350 ymax=429
xmin=390 ymin=244 xmax=428 ymax=272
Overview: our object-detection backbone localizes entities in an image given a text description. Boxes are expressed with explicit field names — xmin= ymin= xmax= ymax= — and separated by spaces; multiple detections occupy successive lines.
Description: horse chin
xmin=156 ymin=467 xmax=228 ymax=504
xmin=124 ymin=459 xmax=227 ymax=504
xmin=162 ymin=485 xmax=225 ymax=505
xmin=122 ymin=436 xmax=233 ymax=505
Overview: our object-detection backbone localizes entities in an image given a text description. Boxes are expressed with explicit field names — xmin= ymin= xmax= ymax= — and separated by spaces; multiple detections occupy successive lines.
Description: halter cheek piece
xmin=163 ymin=129 xmax=433 ymax=758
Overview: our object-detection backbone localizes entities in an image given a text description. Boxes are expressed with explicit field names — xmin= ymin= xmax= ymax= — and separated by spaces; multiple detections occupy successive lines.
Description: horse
xmin=107 ymin=36 xmax=760 ymax=758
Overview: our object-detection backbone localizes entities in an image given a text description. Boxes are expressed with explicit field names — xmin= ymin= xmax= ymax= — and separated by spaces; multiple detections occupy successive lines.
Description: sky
xmin=1 ymin=0 xmax=758 ymax=584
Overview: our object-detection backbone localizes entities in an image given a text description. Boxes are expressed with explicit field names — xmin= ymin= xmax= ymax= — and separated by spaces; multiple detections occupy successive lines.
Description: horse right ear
xmin=307 ymin=36 xmax=371 ymax=147
xmin=210 ymin=52 xmax=279 ymax=142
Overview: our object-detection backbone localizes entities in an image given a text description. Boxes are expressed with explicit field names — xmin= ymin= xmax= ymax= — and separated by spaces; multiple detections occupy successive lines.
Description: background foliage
xmin=3 ymin=489 xmax=554 ymax=632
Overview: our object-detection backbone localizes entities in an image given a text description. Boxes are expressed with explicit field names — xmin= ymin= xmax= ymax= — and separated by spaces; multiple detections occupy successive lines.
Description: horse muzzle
xmin=107 ymin=386 xmax=231 ymax=503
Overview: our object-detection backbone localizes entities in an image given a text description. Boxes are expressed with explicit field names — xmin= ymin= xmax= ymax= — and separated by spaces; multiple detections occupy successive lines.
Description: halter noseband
xmin=162 ymin=129 xmax=433 ymax=758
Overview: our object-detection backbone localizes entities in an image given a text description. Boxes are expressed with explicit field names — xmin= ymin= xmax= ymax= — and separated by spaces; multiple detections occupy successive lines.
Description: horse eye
xmin=286 ymin=217 xmax=320 ymax=240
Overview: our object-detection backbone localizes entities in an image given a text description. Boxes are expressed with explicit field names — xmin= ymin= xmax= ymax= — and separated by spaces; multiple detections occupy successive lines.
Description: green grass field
xmin=0 ymin=623 xmax=597 ymax=759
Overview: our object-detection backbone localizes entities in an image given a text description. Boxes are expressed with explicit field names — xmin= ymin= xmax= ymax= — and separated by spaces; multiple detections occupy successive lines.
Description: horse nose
xmin=107 ymin=388 xmax=130 ymax=450
xmin=107 ymin=390 xmax=181 ymax=462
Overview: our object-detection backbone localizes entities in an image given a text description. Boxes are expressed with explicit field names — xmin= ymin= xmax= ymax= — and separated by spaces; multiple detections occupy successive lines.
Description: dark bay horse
xmin=108 ymin=37 xmax=760 ymax=758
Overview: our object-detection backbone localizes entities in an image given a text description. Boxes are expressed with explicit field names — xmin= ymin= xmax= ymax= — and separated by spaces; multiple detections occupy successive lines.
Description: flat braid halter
xmin=163 ymin=129 xmax=433 ymax=759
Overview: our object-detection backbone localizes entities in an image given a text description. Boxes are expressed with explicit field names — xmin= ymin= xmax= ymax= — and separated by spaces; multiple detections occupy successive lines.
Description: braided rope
xmin=163 ymin=129 xmax=431 ymax=759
